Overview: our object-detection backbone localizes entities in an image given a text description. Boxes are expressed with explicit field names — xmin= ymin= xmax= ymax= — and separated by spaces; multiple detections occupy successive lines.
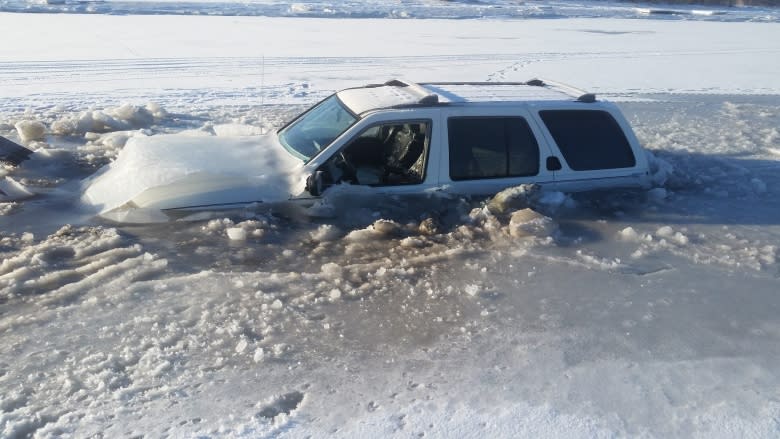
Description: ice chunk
xmin=344 ymin=227 xmax=374 ymax=243
xmin=618 ymin=227 xmax=640 ymax=241
xmin=372 ymin=219 xmax=401 ymax=236
xmin=464 ymin=284 xmax=480 ymax=297
xmin=400 ymin=236 xmax=426 ymax=248
xmin=14 ymin=120 xmax=46 ymax=142
xmin=418 ymin=217 xmax=439 ymax=235
xmin=205 ymin=218 xmax=233 ymax=232
xmin=320 ymin=262 xmax=341 ymax=280
xmin=213 ymin=124 xmax=265 ymax=137
xmin=50 ymin=117 xmax=78 ymax=136
xmin=82 ymin=134 xmax=300 ymax=215
xmin=91 ymin=130 xmax=147 ymax=150
xmin=508 ymin=208 xmax=556 ymax=238
xmin=345 ymin=219 xmax=401 ymax=242
xmin=145 ymin=102 xmax=167 ymax=118
xmin=673 ymin=233 xmax=690 ymax=245
xmin=226 ymin=227 xmax=247 ymax=240
xmin=656 ymin=226 xmax=689 ymax=245
xmin=0 ymin=177 xmax=34 ymax=201
xmin=289 ymin=3 xmax=311 ymax=13
xmin=656 ymin=226 xmax=675 ymax=237
xmin=51 ymin=103 xmax=166 ymax=136
xmin=486 ymin=184 xmax=540 ymax=215
xmin=310 ymin=224 xmax=340 ymax=242
xmin=576 ymin=250 xmax=624 ymax=270
xmin=114 ymin=103 xmax=153 ymax=126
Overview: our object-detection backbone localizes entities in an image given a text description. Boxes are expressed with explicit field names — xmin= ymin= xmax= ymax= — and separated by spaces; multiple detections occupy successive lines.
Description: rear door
xmin=533 ymin=107 xmax=645 ymax=191
xmin=440 ymin=107 xmax=554 ymax=196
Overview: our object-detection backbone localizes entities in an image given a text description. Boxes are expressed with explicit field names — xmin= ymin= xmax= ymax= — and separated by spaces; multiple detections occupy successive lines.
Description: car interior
xmin=319 ymin=121 xmax=429 ymax=188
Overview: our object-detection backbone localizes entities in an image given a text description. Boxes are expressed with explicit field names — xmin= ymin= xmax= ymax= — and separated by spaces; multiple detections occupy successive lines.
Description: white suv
xmin=84 ymin=79 xmax=651 ymax=219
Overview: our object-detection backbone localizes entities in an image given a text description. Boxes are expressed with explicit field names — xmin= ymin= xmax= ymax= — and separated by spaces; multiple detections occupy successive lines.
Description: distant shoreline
xmin=618 ymin=0 xmax=778 ymax=6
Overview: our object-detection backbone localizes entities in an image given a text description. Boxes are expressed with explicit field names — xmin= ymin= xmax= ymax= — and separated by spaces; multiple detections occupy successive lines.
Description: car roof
xmin=336 ymin=79 xmax=597 ymax=115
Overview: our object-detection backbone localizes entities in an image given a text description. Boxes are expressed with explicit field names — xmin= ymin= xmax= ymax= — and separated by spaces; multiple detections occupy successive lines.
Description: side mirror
xmin=306 ymin=170 xmax=324 ymax=196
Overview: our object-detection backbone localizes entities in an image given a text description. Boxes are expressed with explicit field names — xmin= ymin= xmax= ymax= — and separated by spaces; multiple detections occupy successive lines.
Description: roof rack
xmin=383 ymin=79 xmax=439 ymax=105
xmin=422 ymin=80 xmax=596 ymax=103
xmin=525 ymin=78 xmax=597 ymax=103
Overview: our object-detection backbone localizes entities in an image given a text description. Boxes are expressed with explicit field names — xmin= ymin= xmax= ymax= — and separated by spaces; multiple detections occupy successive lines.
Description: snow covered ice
xmin=1 ymin=2 xmax=780 ymax=438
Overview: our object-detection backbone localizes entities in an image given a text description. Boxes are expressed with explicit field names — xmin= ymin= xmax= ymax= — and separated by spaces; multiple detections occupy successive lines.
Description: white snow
xmin=1 ymin=3 xmax=780 ymax=439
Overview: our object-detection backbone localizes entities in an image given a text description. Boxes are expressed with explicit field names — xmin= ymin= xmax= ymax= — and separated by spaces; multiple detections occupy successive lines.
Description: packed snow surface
xmin=1 ymin=3 xmax=780 ymax=438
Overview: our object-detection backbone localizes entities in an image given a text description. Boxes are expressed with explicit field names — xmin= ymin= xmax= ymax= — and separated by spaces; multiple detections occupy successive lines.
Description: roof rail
xmin=525 ymin=78 xmax=597 ymax=103
xmin=384 ymin=79 xmax=439 ymax=105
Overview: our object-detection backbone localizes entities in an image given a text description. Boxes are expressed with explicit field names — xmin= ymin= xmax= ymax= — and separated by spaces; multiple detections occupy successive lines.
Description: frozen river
xmin=1 ymin=5 xmax=780 ymax=438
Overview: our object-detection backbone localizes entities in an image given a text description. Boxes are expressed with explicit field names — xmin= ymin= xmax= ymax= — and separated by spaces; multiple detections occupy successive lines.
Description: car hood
xmin=82 ymin=134 xmax=304 ymax=214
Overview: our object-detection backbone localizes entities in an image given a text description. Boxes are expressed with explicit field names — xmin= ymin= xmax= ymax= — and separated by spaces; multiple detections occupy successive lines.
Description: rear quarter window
xmin=539 ymin=110 xmax=635 ymax=171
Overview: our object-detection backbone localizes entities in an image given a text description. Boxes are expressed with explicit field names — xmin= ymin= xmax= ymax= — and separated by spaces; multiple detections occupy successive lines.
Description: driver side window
xmin=318 ymin=120 xmax=431 ymax=189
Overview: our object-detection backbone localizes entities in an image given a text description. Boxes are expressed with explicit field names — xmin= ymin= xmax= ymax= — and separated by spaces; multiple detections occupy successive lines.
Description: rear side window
xmin=448 ymin=117 xmax=539 ymax=181
xmin=539 ymin=110 xmax=635 ymax=171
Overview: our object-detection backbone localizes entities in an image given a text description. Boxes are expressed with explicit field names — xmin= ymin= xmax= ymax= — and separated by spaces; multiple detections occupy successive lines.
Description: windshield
xmin=278 ymin=94 xmax=357 ymax=162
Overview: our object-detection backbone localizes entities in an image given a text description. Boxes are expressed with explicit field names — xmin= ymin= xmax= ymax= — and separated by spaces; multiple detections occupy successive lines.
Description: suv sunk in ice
xmin=84 ymin=79 xmax=650 ymax=220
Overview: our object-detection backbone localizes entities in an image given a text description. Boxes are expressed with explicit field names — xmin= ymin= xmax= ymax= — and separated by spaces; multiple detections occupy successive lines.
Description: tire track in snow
xmin=0 ymin=54 xmax=534 ymax=110
xmin=5 ymin=47 xmax=773 ymax=110
xmin=0 ymin=54 xmax=525 ymax=79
